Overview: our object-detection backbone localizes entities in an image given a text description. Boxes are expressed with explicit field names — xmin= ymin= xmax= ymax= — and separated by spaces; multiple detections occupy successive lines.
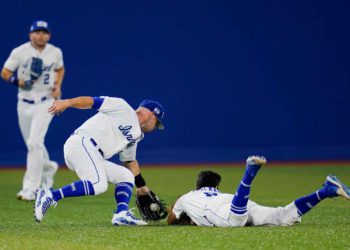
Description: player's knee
xmin=93 ymin=181 xmax=108 ymax=195
xmin=119 ymin=168 xmax=134 ymax=184
xmin=27 ymin=138 xmax=44 ymax=151
xmin=279 ymin=205 xmax=301 ymax=226
xmin=229 ymin=213 xmax=248 ymax=227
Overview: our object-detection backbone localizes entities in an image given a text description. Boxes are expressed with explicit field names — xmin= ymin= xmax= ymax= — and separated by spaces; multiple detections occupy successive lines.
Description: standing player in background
xmin=34 ymin=96 xmax=165 ymax=226
xmin=1 ymin=20 xmax=65 ymax=201
xmin=168 ymin=156 xmax=350 ymax=227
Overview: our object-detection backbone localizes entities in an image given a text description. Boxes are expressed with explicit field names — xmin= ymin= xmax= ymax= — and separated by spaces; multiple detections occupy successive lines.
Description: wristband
xmin=8 ymin=75 xmax=19 ymax=86
xmin=24 ymin=80 xmax=32 ymax=86
xmin=135 ymin=173 xmax=146 ymax=188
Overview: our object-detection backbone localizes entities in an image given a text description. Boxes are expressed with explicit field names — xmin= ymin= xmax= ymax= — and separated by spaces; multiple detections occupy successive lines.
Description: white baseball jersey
xmin=173 ymin=187 xmax=301 ymax=227
xmin=4 ymin=42 xmax=64 ymax=100
xmin=173 ymin=187 xmax=234 ymax=226
xmin=75 ymin=97 xmax=144 ymax=161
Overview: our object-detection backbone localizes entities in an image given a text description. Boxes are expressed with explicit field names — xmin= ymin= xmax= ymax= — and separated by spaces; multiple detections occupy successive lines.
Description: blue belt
xmin=22 ymin=96 xmax=47 ymax=104
xmin=90 ymin=138 xmax=104 ymax=157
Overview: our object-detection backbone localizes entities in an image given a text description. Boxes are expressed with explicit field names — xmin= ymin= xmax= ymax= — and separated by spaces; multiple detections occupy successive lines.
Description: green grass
xmin=1 ymin=164 xmax=350 ymax=250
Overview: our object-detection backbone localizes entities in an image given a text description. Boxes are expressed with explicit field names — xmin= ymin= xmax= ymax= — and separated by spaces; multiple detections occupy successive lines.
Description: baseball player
xmin=34 ymin=96 xmax=165 ymax=226
xmin=1 ymin=20 xmax=64 ymax=201
xmin=167 ymin=156 xmax=350 ymax=227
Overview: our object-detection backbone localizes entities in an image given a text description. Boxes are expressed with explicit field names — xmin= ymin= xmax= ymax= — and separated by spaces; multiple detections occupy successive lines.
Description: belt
xmin=22 ymin=96 xmax=47 ymax=104
xmin=90 ymin=138 xmax=104 ymax=157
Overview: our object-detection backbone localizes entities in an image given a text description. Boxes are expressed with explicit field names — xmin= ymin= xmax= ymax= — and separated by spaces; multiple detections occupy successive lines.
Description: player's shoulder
xmin=10 ymin=42 xmax=31 ymax=54
xmin=103 ymin=96 xmax=128 ymax=105
xmin=46 ymin=43 xmax=63 ymax=54
xmin=108 ymin=97 xmax=133 ymax=109
xmin=181 ymin=190 xmax=199 ymax=199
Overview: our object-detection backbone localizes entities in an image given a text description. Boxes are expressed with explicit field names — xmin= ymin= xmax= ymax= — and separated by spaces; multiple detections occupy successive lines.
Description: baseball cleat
xmin=111 ymin=210 xmax=148 ymax=226
xmin=34 ymin=188 xmax=57 ymax=222
xmin=323 ymin=175 xmax=350 ymax=200
xmin=246 ymin=156 xmax=266 ymax=177
xmin=16 ymin=190 xmax=36 ymax=201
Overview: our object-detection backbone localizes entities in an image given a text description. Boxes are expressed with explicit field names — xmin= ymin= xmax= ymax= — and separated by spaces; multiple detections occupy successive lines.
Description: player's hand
xmin=136 ymin=186 xmax=150 ymax=196
xmin=18 ymin=79 xmax=33 ymax=91
xmin=51 ymin=86 xmax=62 ymax=100
xmin=48 ymin=100 xmax=69 ymax=115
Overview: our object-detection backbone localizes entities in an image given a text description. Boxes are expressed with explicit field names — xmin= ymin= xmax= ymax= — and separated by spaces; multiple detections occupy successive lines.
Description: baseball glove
xmin=30 ymin=57 xmax=43 ymax=80
xmin=135 ymin=190 xmax=168 ymax=221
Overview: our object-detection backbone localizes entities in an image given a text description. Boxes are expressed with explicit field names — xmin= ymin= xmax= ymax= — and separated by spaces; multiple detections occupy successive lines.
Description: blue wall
xmin=1 ymin=0 xmax=350 ymax=165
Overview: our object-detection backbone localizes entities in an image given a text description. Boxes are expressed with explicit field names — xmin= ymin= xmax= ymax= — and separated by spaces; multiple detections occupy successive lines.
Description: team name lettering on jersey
xmin=43 ymin=63 xmax=54 ymax=72
xmin=118 ymin=125 xmax=136 ymax=147
xmin=201 ymin=187 xmax=220 ymax=197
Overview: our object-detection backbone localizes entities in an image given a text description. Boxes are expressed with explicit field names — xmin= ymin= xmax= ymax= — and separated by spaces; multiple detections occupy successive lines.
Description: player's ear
xmin=148 ymin=111 xmax=155 ymax=121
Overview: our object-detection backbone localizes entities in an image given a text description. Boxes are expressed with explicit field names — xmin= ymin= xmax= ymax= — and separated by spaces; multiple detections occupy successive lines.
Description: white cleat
xmin=111 ymin=210 xmax=148 ymax=226
xmin=246 ymin=155 xmax=267 ymax=167
xmin=17 ymin=190 xmax=36 ymax=201
xmin=34 ymin=188 xmax=57 ymax=223
xmin=324 ymin=175 xmax=350 ymax=200
xmin=245 ymin=156 xmax=267 ymax=176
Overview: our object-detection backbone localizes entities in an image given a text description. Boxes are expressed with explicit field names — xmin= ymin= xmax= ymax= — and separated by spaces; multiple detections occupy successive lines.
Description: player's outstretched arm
xmin=48 ymin=96 xmax=94 ymax=115
xmin=167 ymin=204 xmax=179 ymax=225
xmin=124 ymin=160 xmax=151 ymax=195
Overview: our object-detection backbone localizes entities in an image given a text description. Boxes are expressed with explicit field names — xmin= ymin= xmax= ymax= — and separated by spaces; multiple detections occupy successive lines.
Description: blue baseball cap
xmin=139 ymin=100 xmax=165 ymax=130
xmin=30 ymin=20 xmax=51 ymax=34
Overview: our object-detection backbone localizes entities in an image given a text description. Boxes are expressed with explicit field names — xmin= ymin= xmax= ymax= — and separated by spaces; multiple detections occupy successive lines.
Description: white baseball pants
xmin=63 ymin=133 xmax=134 ymax=195
xmin=206 ymin=200 xmax=301 ymax=227
xmin=17 ymin=97 xmax=57 ymax=193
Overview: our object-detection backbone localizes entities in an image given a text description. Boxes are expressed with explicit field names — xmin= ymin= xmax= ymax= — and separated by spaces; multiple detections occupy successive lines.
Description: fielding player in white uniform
xmin=34 ymin=96 xmax=165 ymax=225
xmin=1 ymin=20 xmax=64 ymax=201
xmin=168 ymin=156 xmax=350 ymax=227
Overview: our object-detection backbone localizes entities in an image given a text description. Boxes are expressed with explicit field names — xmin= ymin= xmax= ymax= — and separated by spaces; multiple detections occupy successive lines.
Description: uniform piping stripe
xmin=59 ymin=189 xmax=64 ymax=198
xmin=316 ymin=191 xmax=321 ymax=201
xmin=231 ymin=210 xmax=247 ymax=215
xmin=81 ymin=137 xmax=100 ymax=185
xmin=231 ymin=205 xmax=247 ymax=210
xmin=117 ymin=183 xmax=133 ymax=192
xmin=117 ymin=202 xmax=128 ymax=207
xmin=230 ymin=207 xmax=247 ymax=212
xmin=240 ymin=181 xmax=251 ymax=187
xmin=297 ymin=208 xmax=303 ymax=216
xmin=85 ymin=180 xmax=90 ymax=195
xmin=82 ymin=180 xmax=87 ymax=195
xmin=231 ymin=204 xmax=247 ymax=210
xmin=306 ymin=202 xmax=313 ymax=209
xmin=117 ymin=191 xmax=129 ymax=197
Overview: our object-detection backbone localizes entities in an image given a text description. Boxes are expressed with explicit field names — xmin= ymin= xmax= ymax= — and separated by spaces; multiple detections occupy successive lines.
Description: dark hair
xmin=196 ymin=170 xmax=222 ymax=189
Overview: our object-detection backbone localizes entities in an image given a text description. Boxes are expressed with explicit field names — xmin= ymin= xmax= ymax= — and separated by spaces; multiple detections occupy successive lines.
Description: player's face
xmin=141 ymin=113 xmax=157 ymax=133
xmin=29 ymin=31 xmax=51 ymax=47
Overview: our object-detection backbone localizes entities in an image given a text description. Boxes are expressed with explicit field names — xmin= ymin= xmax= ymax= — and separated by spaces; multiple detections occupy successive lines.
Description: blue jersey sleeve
xmin=92 ymin=97 xmax=105 ymax=110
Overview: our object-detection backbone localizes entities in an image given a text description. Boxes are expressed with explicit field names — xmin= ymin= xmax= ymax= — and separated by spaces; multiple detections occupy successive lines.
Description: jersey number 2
xmin=44 ymin=74 xmax=50 ymax=84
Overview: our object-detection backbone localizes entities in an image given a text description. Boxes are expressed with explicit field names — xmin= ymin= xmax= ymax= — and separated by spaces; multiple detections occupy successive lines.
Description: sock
xmin=52 ymin=180 xmax=95 ymax=202
xmin=231 ymin=166 xmax=260 ymax=215
xmin=115 ymin=182 xmax=133 ymax=213
xmin=294 ymin=188 xmax=328 ymax=216
xmin=242 ymin=164 xmax=260 ymax=186
xmin=231 ymin=181 xmax=251 ymax=215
